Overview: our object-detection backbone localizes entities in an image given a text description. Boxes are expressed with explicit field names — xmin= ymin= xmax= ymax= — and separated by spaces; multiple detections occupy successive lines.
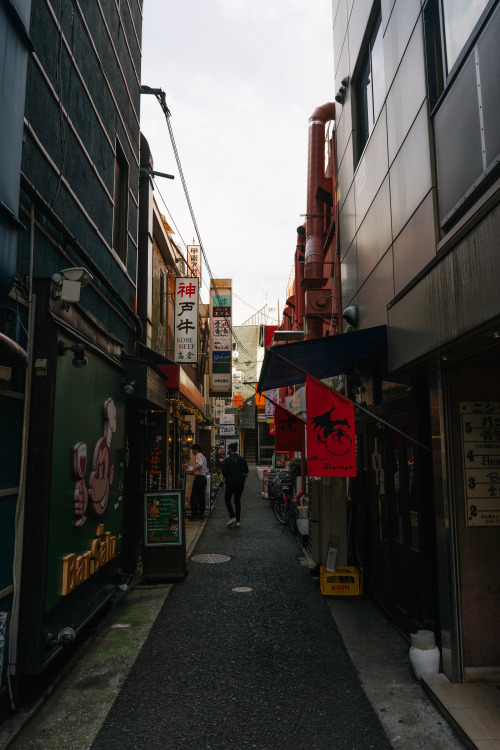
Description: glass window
xmin=355 ymin=12 xmax=385 ymax=160
xmin=113 ymin=140 xmax=129 ymax=263
xmin=442 ymin=0 xmax=489 ymax=72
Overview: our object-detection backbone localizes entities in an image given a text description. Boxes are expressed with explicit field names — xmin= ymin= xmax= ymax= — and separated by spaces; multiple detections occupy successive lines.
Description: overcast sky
xmin=140 ymin=0 xmax=334 ymax=325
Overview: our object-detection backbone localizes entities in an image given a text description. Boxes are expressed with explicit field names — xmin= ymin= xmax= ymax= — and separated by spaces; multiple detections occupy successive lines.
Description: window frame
xmin=112 ymin=138 xmax=129 ymax=264
xmin=354 ymin=8 xmax=385 ymax=165
xmin=423 ymin=0 xmax=495 ymax=115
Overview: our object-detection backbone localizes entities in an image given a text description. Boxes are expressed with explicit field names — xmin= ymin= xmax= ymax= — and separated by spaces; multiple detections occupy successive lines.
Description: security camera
xmin=342 ymin=305 xmax=358 ymax=329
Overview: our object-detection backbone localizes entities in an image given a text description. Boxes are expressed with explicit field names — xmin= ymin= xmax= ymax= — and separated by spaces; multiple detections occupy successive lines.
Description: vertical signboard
xmin=460 ymin=401 xmax=500 ymax=526
xmin=187 ymin=245 xmax=201 ymax=281
xmin=174 ymin=277 xmax=199 ymax=364
xmin=265 ymin=388 xmax=279 ymax=416
xmin=209 ymin=279 xmax=232 ymax=396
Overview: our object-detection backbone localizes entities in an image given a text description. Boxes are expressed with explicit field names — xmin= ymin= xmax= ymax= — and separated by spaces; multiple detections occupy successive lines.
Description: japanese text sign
xmin=174 ymin=277 xmax=199 ymax=364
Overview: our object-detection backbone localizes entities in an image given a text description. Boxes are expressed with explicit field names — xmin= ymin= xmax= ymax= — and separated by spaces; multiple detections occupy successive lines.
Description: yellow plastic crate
xmin=320 ymin=566 xmax=362 ymax=596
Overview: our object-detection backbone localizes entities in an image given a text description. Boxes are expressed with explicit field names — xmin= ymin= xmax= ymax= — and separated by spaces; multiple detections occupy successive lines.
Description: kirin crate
xmin=319 ymin=566 xmax=362 ymax=596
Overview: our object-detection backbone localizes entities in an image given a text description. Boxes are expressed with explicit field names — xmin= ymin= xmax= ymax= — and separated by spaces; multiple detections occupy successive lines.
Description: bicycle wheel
xmin=288 ymin=500 xmax=297 ymax=534
xmin=273 ymin=498 xmax=288 ymax=524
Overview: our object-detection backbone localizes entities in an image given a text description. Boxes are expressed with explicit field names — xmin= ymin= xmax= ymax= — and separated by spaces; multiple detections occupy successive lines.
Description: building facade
xmin=334 ymin=0 xmax=500 ymax=681
xmin=0 ymin=0 xmax=144 ymax=707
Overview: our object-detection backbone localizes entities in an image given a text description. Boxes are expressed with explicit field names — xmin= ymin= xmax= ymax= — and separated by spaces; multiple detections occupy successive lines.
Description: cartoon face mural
xmin=89 ymin=398 xmax=116 ymax=517
xmin=72 ymin=399 xmax=117 ymax=524
xmin=73 ymin=441 xmax=89 ymax=527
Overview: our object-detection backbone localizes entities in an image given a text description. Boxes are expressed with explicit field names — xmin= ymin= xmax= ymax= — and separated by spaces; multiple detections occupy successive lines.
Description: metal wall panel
xmin=348 ymin=0 xmax=372 ymax=75
xmin=337 ymin=130 xmax=354 ymax=211
xmin=339 ymin=184 xmax=356 ymax=258
xmin=388 ymin=202 xmax=500 ymax=370
xmin=341 ymin=239 xmax=358 ymax=308
xmin=389 ymin=102 xmax=433 ymax=239
xmin=333 ymin=0 xmax=349 ymax=79
xmin=386 ymin=17 xmax=427 ymax=165
xmin=393 ymin=190 xmax=437 ymax=295
xmin=356 ymin=176 xmax=392 ymax=288
xmin=355 ymin=106 xmax=389 ymax=227
xmin=479 ymin=5 xmax=500 ymax=168
xmin=358 ymin=249 xmax=394 ymax=329
xmin=435 ymin=55 xmax=483 ymax=222
xmin=383 ymin=0 xmax=421 ymax=86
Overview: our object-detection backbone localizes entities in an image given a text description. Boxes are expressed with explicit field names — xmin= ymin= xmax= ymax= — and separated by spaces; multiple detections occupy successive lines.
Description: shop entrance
xmin=356 ymin=400 xmax=436 ymax=638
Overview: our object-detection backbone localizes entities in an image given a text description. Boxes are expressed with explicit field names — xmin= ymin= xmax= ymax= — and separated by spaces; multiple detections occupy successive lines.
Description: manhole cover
xmin=232 ymin=587 xmax=253 ymax=593
xmin=191 ymin=553 xmax=231 ymax=564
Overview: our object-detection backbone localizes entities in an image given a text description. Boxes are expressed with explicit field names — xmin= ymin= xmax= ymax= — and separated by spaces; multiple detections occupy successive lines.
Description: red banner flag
xmin=306 ymin=376 xmax=356 ymax=476
xmin=274 ymin=402 xmax=303 ymax=452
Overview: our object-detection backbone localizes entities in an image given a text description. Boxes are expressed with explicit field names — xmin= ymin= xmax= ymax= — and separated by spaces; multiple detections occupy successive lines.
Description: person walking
xmin=185 ymin=443 xmax=208 ymax=520
xmin=222 ymin=442 xmax=248 ymax=527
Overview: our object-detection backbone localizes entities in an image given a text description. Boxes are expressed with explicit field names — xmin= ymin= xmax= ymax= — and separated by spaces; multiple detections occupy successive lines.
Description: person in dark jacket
xmin=221 ymin=442 xmax=248 ymax=527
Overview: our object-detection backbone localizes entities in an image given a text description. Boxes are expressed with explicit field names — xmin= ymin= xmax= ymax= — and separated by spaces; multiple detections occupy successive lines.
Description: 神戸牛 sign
xmin=174 ymin=277 xmax=199 ymax=364
xmin=144 ymin=491 xmax=183 ymax=546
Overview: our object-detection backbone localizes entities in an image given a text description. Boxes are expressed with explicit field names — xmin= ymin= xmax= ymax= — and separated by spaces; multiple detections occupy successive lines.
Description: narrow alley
xmin=3 ymin=468 xmax=464 ymax=750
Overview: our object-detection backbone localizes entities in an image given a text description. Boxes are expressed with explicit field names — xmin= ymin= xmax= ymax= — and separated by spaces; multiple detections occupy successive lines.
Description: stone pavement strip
xmin=3 ymin=467 xmax=464 ymax=750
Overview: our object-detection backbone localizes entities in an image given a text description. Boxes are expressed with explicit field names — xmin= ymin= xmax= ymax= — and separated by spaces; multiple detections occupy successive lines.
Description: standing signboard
xmin=142 ymin=489 xmax=186 ymax=580
xmin=174 ymin=277 xmax=199 ymax=364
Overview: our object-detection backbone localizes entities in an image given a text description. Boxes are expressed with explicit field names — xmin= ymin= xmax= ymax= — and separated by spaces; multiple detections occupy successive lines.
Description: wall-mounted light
xmin=335 ymin=76 xmax=350 ymax=106
xmin=122 ymin=379 xmax=136 ymax=396
xmin=52 ymin=267 xmax=93 ymax=304
xmin=58 ymin=340 xmax=88 ymax=368
xmin=342 ymin=304 xmax=358 ymax=331
xmin=45 ymin=626 xmax=76 ymax=649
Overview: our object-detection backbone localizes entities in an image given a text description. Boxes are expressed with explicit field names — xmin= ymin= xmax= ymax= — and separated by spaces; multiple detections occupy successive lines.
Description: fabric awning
xmin=257 ymin=325 xmax=387 ymax=391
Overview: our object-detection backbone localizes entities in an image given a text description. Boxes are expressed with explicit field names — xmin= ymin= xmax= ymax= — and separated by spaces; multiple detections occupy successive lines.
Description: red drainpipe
xmin=295 ymin=225 xmax=305 ymax=330
xmin=304 ymin=102 xmax=336 ymax=339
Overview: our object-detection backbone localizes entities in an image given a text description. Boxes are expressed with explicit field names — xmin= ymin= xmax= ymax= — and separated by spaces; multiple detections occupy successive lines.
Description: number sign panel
xmin=460 ymin=401 xmax=500 ymax=526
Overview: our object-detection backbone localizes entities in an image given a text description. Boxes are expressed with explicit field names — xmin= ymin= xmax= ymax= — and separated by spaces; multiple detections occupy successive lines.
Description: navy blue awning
xmin=257 ymin=325 xmax=387 ymax=391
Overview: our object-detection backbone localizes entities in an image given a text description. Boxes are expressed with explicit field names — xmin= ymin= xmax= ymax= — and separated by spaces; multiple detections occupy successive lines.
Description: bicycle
xmin=272 ymin=475 xmax=297 ymax=533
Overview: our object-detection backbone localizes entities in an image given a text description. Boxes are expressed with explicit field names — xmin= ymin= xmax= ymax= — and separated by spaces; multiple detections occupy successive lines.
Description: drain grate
xmin=191 ymin=553 xmax=231 ymax=564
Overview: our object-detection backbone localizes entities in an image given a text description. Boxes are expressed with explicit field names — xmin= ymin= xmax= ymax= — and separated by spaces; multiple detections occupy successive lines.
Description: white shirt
xmin=194 ymin=451 xmax=208 ymax=475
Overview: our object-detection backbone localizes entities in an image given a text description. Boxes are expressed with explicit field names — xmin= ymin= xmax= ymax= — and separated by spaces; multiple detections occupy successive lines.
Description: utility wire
xmin=146 ymin=87 xmax=251 ymax=357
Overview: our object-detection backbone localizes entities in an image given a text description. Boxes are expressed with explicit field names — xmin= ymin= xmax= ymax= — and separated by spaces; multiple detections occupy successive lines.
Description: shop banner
xmin=306 ymin=376 xmax=356 ymax=477
xmin=187 ymin=244 xmax=201 ymax=281
xmin=209 ymin=279 xmax=232 ymax=396
xmin=274 ymin=402 xmax=303 ymax=452
xmin=174 ymin=277 xmax=199 ymax=363
xmin=265 ymin=388 xmax=279 ymax=416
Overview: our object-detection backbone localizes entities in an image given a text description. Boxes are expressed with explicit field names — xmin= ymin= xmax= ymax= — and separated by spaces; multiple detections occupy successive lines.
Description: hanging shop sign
xmin=460 ymin=401 xmax=500 ymax=527
xmin=274 ymin=402 xmax=303 ymax=452
xmin=306 ymin=376 xmax=356 ymax=477
xmin=214 ymin=399 xmax=225 ymax=419
xmin=265 ymin=389 xmax=279 ymax=417
xmin=187 ymin=244 xmax=201 ymax=281
xmin=174 ymin=277 xmax=199 ymax=364
xmin=220 ymin=414 xmax=235 ymax=425
xmin=144 ymin=490 xmax=183 ymax=546
xmin=234 ymin=394 xmax=244 ymax=408
xmin=219 ymin=424 xmax=236 ymax=437
xmin=209 ymin=279 xmax=232 ymax=396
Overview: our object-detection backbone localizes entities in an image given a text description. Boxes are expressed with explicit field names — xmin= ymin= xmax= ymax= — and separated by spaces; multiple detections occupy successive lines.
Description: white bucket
xmin=409 ymin=630 xmax=440 ymax=679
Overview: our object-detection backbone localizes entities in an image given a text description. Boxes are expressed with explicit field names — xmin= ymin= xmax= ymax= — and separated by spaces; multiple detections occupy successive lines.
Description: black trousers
xmin=224 ymin=481 xmax=244 ymax=522
xmin=190 ymin=475 xmax=207 ymax=518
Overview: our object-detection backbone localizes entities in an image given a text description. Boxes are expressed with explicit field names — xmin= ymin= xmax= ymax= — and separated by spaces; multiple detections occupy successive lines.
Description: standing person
xmin=222 ymin=442 xmax=248 ymax=528
xmin=185 ymin=443 xmax=208 ymax=520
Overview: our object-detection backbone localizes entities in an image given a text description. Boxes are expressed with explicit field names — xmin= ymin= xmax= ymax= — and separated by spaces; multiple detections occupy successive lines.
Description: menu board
xmin=460 ymin=402 xmax=500 ymax=527
xmin=144 ymin=491 xmax=183 ymax=546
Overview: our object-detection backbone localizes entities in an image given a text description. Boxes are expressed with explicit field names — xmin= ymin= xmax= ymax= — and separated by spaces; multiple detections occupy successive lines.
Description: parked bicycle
xmin=272 ymin=474 xmax=298 ymax=533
